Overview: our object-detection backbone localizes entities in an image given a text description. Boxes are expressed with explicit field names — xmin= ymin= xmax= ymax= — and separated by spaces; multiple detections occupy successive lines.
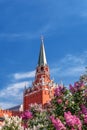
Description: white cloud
xmin=0 ymin=81 xmax=32 ymax=109
xmin=60 ymin=53 xmax=87 ymax=66
xmin=51 ymin=66 xmax=85 ymax=78
xmin=0 ymin=102 xmax=17 ymax=110
xmin=0 ymin=70 xmax=35 ymax=109
xmin=0 ymin=81 xmax=31 ymax=98
xmin=13 ymin=70 xmax=35 ymax=80
xmin=50 ymin=52 xmax=87 ymax=79
xmin=0 ymin=33 xmax=37 ymax=39
xmin=0 ymin=23 xmax=52 ymax=40
xmin=59 ymin=66 xmax=85 ymax=77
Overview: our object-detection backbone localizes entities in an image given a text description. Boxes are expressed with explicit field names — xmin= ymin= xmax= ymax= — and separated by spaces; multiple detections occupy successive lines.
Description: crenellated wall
xmin=0 ymin=109 xmax=20 ymax=117
xmin=0 ymin=109 xmax=12 ymax=117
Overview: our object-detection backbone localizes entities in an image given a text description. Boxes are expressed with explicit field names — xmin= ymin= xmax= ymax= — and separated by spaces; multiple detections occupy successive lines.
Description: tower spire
xmin=38 ymin=37 xmax=47 ymax=66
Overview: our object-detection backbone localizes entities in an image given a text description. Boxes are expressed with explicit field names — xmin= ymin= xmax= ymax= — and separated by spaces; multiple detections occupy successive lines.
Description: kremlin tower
xmin=23 ymin=38 xmax=56 ymax=111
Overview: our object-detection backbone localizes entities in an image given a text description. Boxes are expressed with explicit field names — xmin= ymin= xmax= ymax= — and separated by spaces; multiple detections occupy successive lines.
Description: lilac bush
xmin=1 ymin=81 xmax=87 ymax=130
xmin=48 ymin=81 xmax=87 ymax=130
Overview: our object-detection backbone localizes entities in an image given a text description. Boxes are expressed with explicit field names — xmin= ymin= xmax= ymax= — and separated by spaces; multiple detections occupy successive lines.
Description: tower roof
xmin=38 ymin=37 xmax=47 ymax=66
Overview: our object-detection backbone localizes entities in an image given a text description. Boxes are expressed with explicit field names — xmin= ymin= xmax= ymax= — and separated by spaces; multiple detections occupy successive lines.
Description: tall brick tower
xmin=23 ymin=38 xmax=56 ymax=111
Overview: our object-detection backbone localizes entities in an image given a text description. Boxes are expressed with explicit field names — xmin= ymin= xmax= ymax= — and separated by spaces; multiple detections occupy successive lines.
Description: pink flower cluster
xmin=69 ymin=81 xmax=84 ymax=93
xmin=64 ymin=111 xmax=82 ymax=130
xmin=57 ymin=99 xmax=63 ymax=104
xmin=80 ymin=105 xmax=87 ymax=124
xmin=21 ymin=111 xmax=33 ymax=120
xmin=84 ymin=114 xmax=87 ymax=124
xmin=81 ymin=105 xmax=87 ymax=115
xmin=54 ymin=85 xmax=65 ymax=97
xmin=50 ymin=116 xmax=66 ymax=130
xmin=21 ymin=111 xmax=33 ymax=129
xmin=84 ymin=89 xmax=87 ymax=101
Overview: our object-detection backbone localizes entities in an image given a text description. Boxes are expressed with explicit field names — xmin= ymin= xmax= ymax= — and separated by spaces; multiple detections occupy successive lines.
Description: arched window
xmin=41 ymin=67 xmax=44 ymax=71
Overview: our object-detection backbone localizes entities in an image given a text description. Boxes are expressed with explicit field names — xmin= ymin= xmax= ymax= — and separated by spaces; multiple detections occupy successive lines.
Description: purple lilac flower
xmin=64 ymin=111 xmax=82 ymax=130
xmin=80 ymin=105 xmax=87 ymax=115
xmin=50 ymin=116 xmax=66 ymax=130
xmin=57 ymin=99 xmax=62 ymax=104
xmin=69 ymin=84 xmax=75 ymax=93
xmin=85 ymin=89 xmax=87 ymax=93
xmin=84 ymin=114 xmax=87 ymax=124
xmin=21 ymin=111 xmax=33 ymax=120
xmin=84 ymin=89 xmax=87 ymax=100
xmin=54 ymin=85 xmax=65 ymax=97
xmin=69 ymin=81 xmax=84 ymax=93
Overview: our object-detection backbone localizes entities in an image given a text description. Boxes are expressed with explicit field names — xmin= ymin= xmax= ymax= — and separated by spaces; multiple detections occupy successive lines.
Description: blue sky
xmin=0 ymin=0 xmax=87 ymax=109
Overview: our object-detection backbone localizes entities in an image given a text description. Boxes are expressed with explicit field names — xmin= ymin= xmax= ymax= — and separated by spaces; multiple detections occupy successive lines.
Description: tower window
xmin=46 ymin=68 xmax=48 ymax=71
xmin=41 ymin=67 xmax=44 ymax=71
